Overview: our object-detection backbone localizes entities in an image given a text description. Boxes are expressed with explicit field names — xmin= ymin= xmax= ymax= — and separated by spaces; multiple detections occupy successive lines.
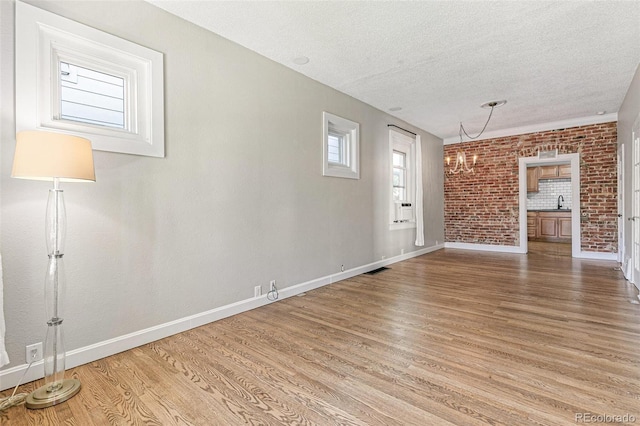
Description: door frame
xmin=631 ymin=115 xmax=640 ymax=285
xmin=618 ymin=143 xmax=624 ymax=265
xmin=518 ymin=153 xmax=581 ymax=257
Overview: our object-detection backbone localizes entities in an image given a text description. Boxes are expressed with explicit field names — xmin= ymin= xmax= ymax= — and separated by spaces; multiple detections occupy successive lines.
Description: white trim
xmin=518 ymin=154 xmax=581 ymax=257
xmin=574 ymin=251 xmax=618 ymax=261
xmin=0 ymin=243 xmax=443 ymax=391
xmin=443 ymin=113 xmax=618 ymax=145
xmin=618 ymin=144 xmax=625 ymax=264
xmin=444 ymin=242 xmax=525 ymax=253
xmin=389 ymin=221 xmax=416 ymax=231
xmin=443 ymin=242 xmax=617 ymax=260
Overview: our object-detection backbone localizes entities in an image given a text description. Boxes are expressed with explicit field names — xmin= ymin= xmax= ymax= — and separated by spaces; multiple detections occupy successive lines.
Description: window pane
xmin=393 ymin=187 xmax=405 ymax=202
xmin=60 ymin=62 xmax=125 ymax=129
xmin=327 ymin=134 xmax=343 ymax=164
xmin=393 ymin=151 xmax=405 ymax=167
xmin=393 ymin=167 xmax=405 ymax=187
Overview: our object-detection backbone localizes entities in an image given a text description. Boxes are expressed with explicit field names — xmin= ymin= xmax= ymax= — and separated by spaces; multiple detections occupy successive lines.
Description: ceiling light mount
xmin=292 ymin=56 xmax=310 ymax=65
xmin=481 ymin=100 xmax=507 ymax=109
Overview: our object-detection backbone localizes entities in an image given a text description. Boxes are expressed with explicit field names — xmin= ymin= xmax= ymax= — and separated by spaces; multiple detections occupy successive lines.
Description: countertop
xmin=528 ymin=209 xmax=572 ymax=212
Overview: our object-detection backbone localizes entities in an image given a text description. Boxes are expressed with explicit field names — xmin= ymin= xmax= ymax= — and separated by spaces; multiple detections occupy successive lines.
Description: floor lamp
xmin=11 ymin=130 xmax=95 ymax=409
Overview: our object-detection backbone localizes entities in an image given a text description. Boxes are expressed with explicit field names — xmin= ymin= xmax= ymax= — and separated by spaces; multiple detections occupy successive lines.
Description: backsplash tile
xmin=527 ymin=178 xmax=572 ymax=210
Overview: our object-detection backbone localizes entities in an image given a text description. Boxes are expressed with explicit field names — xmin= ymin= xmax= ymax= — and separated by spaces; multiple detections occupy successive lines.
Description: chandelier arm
xmin=459 ymin=105 xmax=495 ymax=140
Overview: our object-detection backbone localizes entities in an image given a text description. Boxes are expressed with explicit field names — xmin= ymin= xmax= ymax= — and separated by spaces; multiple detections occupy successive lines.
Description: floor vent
xmin=365 ymin=267 xmax=390 ymax=275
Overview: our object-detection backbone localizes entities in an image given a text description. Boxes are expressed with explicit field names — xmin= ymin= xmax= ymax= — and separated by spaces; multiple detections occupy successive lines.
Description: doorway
xmin=518 ymin=153 xmax=581 ymax=257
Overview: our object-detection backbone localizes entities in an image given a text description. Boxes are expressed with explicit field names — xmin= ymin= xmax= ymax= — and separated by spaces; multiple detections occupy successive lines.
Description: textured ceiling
xmin=149 ymin=0 xmax=640 ymax=142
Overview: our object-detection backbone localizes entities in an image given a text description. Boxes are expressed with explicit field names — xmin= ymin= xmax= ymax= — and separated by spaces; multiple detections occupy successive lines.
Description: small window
xmin=323 ymin=112 xmax=359 ymax=179
xmin=389 ymin=130 xmax=416 ymax=229
xmin=16 ymin=2 xmax=165 ymax=157
xmin=60 ymin=62 xmax=126 ymax=129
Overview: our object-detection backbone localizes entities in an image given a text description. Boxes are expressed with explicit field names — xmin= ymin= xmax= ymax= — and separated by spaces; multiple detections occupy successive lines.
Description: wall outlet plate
xmin=26 ymin=342 xmax=43 ymax=363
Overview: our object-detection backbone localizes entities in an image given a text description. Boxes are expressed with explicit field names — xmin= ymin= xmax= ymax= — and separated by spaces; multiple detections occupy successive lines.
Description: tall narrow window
xmin=392 ymin=150 xmax=407 ymax=202
xmin=389 ymin=130 xmax=416 ymax=229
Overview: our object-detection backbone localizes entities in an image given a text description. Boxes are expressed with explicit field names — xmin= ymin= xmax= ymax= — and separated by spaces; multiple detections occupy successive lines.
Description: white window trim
xmin=322 ymin=112 xmax=359 ymax=179
xmin=389 ymin=130 xmax=416 ymax=230
xmin=16 ymin=1 xmax=165 ymax=157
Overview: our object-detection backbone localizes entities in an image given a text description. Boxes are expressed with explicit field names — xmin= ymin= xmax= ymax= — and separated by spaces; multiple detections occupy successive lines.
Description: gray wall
xmin=619 ymin=63 xmax=640 ymax=289
xmin=0 ymin=1 xmax=444 ymax=372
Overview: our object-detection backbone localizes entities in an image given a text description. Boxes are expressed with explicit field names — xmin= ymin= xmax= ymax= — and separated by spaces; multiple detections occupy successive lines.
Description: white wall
xmin=619 ymin=63 xmax=640 ymax=289
xmin=0 ymin=0 xmax=444 ymax=379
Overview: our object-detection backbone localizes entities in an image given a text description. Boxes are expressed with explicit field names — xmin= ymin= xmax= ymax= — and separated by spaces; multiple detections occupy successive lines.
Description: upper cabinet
xmin=558 ymin=164 xmax=571 ymax=178
xmin=527 ymin=167 xmax=539 ymax=192
xmin=539 ymin=164 xmax=571 ymax=180
xmin=527 ymin=164 xmax=571 ymax=193
xmin=538 ymin=165 xmax=558 ymax=179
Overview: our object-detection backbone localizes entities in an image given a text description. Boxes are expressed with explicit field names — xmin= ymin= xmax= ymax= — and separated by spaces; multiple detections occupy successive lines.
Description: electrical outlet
xmin=401 ymin=248 xmax=405 ymax=255
xmin=254 ymin=285 xmax=262 ymax=297
xmin=341 ymin=264 xmax=344 ymax=272
xmin=270 ymin=280 xmax=276 ymax=292
xmin=26 ymin=342 xmax=43 ymax=363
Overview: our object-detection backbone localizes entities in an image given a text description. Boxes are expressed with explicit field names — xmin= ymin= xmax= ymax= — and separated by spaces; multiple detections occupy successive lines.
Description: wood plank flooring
xmin=2 ymin=248 xmax=640 ymax=425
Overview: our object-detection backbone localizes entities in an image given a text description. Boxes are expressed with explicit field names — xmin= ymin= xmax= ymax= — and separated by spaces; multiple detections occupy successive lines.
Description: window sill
xmin=389 ymin=221 xmax=416 ymax=231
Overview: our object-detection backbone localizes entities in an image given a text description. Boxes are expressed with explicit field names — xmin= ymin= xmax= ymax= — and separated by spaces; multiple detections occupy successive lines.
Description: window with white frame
xmin=16 ymin=2 xmax=165 ymax=157
xmin=59 ymin=62 xmax=126 ymax=129
xmin=389 ymin=130 xmax=416 ymax=229
xmin=323 ymin=112 xmax=359 ymax=179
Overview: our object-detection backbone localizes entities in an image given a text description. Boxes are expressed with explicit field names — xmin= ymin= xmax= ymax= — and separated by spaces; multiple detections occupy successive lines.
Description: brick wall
xmin=444 ymin=122 xmax=617 ymax=252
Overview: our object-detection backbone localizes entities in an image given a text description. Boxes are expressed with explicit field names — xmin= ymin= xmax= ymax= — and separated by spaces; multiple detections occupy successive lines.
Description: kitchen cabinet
xmin=527 ymin=164 xmax=571 ymax=193
xmin=538 ymin=165 xmax=558 ymax=179
xmin=558 ymin=164 xmax=571 ymax=178
xmin=538 ymin=164 xmax=571 ymax=180
xmin=527 ymin=211 xmax=571 ymax=242
xmin=527 ymin=167 xmax=539 ymax=192
xmin=527 ymin=213 xmax=537 ymax=238
xmin=558 ymin=216 xmax=572 ymax=238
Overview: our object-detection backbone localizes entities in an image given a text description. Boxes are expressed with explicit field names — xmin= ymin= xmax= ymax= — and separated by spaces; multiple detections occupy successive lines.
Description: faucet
xmin=557 ymin=195 xmax=564 ymax=210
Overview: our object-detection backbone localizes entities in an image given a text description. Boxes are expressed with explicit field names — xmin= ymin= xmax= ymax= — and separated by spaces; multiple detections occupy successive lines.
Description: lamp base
xmin=25 ymin=378 xmax=81 ymax=409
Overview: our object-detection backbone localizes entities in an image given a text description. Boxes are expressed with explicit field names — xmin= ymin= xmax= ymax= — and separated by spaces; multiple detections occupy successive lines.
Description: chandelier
xmin=446 ymin=100 xmax=506 ymax=175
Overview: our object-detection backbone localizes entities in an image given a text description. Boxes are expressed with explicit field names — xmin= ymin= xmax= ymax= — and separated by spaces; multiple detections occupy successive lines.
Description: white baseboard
xmin=0 ymin=243 xmax=443 ymax=391
xmin=444 ymin=242 xmax=618 ymax=261
xmin=444 ymin=242 xmax=525 ymax=254
xmin=575 ymin=251 xmax=618 ymax=261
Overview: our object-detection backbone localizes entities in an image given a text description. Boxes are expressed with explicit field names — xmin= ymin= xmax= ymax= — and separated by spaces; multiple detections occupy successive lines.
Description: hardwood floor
xmin=2 ymin=248 xmax=640 ymax=425
xmin=527 ymin=241 xmax=572 ymax=257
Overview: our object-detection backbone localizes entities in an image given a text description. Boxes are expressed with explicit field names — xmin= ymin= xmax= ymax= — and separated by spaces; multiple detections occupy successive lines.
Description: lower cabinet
xmin=527 ymin=211 xmax=572 ymax=242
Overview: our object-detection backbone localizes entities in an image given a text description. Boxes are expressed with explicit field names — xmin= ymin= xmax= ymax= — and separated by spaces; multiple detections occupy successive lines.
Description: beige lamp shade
xmin=12 ymin=131 xmax=95 ymax=182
